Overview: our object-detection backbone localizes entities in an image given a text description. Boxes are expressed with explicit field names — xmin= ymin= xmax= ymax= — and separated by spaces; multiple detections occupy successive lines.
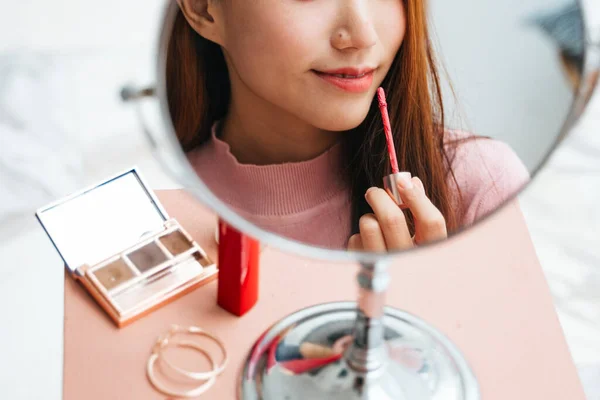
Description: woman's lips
xmin=313 ymin=68 xmax=375 ymax=93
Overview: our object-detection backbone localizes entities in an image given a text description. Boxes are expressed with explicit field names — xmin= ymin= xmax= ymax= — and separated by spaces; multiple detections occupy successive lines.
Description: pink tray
xmin=63 ymin=190 xmax=584 ymax=399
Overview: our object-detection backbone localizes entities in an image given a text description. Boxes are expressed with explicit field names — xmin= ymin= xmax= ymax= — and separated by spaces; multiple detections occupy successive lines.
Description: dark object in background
xmin=528 ymin=2 xmax=586 ymax=89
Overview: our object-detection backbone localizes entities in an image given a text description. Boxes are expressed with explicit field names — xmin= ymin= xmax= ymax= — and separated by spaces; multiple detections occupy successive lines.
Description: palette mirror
xmin=37 ymin=171 xmax=168 ymax=273
xmin=121 ymin=0 xmax=598 ymax=399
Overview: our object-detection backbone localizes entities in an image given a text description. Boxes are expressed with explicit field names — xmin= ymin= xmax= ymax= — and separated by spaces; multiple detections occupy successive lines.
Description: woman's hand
xmin=347 ymin=176 xmax=447 ymax=252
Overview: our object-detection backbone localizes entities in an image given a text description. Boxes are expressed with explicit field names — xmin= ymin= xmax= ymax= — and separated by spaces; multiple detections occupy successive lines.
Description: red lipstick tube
xmin=217 ymin=219 xmax=260 ymax=316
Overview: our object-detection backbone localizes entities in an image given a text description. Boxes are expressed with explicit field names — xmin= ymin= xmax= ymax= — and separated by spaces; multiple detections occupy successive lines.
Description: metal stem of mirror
xmin=347 ymin=260 xmax=390 ymax=373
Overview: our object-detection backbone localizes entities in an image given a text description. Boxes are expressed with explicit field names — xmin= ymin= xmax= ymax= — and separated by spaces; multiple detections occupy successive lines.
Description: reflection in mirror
xmin=163 ymin=0 xmax=584 ymax=252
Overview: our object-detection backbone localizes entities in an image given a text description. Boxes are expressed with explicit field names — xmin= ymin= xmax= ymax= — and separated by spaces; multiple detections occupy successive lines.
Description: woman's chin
xmin=312 ymin=108 xmax=371 ymax=132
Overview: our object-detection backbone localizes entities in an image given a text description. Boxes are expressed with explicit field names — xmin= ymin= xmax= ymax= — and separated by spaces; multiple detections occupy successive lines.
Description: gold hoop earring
xmin=158 ymin=325 xmax=228 ymax=381
xmin=147 ymin=342 xmax=216 ymax=398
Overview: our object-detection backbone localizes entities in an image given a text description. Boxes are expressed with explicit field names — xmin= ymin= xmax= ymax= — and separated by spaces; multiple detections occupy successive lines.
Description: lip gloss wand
xmin=376 ymin=87 xmax=412 ymax=207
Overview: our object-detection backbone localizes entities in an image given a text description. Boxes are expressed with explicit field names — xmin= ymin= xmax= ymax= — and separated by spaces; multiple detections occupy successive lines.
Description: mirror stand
xmin=241 ymin=260 xmax=480 ymax=399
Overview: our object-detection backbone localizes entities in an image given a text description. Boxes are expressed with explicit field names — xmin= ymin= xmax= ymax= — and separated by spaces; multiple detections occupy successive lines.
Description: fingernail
xmin=366 ymin=187 xmax=377 ymax=196
xmin=397 ymin=175 xmax=413 ymax=190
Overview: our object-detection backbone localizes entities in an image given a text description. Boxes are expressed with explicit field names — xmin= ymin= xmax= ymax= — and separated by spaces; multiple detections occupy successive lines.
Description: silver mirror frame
xmin=126 ymin=0 xmax=598 ymax=264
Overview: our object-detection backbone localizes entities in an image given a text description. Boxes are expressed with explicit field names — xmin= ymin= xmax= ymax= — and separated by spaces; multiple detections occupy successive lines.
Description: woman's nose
xmin=331 ymin=1 xmax=378 ymax=51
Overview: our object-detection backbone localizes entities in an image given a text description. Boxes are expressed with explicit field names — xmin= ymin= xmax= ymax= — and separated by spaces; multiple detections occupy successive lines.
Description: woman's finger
xmin=347 ymin=234 xmax=363 ymax=251
xmin=396 ymin=177 xmax=447 ymax=244
xmin=358 ymin=213 xmax=387 ymax=252
xmin=364 ymin=187 xmax=413 ymax=250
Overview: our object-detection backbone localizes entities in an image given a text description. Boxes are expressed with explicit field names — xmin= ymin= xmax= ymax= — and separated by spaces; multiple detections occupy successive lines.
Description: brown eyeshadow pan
xmin=127 ymin=242 xmax=168 ymax=272
xmin=93 ymin=259 xmax=136 ymax=291
xmin=159 ymin=230 xmax=193 ymax=256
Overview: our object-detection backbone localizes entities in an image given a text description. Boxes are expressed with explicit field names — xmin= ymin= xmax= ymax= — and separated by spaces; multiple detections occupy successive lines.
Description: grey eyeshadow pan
xmin=127 ymin=242 xmax=168 ymax=272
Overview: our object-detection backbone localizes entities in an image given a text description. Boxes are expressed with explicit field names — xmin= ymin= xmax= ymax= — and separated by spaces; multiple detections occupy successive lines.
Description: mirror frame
xmin=137 ymin=0 xmax=599 ymax=264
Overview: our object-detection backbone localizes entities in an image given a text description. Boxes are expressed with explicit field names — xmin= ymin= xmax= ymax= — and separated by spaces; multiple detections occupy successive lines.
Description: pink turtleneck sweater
xmin=187 ymin=126 xmax=529 ymax=249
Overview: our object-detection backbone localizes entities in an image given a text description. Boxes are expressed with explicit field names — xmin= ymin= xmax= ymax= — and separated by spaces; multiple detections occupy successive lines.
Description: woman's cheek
xmin=377 ymin=5 xmax=406 ymax=57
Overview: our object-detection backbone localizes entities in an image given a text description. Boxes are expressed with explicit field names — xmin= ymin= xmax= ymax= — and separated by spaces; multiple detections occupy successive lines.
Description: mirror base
xmin=240 ymin=302 xmax=479 ymax=400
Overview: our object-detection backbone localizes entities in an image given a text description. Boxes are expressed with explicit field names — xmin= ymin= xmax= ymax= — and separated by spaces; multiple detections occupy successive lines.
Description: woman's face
xmin=210 ymin=0 xmax=406 ymax=132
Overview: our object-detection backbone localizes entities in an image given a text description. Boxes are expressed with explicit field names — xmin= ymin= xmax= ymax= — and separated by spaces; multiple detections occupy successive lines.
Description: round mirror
xmin=129 ymin=0 xmax=596 ymax=264
xmin=121 ymin=1 xmax=598 ymax=399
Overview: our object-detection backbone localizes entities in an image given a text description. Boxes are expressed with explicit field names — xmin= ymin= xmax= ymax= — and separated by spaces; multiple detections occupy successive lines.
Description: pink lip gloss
xmin=377 ymin=87 xmax=400 ymax=174
xmin=376 ymin=87 xmax=411 ymax=207
xmin=314 ymin=69 xmax=375 ymax=93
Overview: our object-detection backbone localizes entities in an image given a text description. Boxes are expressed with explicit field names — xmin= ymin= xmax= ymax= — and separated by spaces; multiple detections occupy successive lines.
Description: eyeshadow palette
xmin=36 ymin=167 xmax=217 ymax=327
